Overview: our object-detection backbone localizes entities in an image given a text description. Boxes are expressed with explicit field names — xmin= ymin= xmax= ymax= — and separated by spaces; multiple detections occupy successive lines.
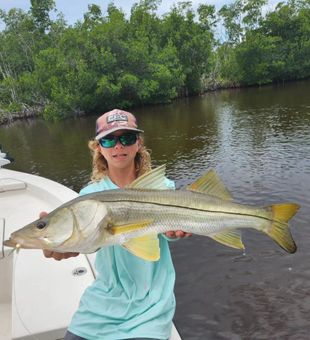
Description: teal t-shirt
xmin=68 ymin=176 xmax=176 ymax=340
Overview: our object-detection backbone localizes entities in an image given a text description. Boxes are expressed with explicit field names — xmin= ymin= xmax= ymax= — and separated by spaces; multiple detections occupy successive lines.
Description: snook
xmin=4 ymin=166 xmax=299 ymax=261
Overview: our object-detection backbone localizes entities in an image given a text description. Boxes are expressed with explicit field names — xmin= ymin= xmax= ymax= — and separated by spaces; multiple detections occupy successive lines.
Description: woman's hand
xmin=43 ymin=249 xmax=79 ymax=261
xmin=40 ymin=211 xmax=80 ymax=261
xmin=164 ymin=230 xmax=192 ymax=239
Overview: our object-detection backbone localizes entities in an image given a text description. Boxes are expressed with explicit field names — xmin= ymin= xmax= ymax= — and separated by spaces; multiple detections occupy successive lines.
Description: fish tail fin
xmin=263 ymin=203 xmax=299 ymax=253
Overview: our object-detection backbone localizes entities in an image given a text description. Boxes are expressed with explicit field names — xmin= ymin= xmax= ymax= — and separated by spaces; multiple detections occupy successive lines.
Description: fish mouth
xmin=3 ymin=238 xmax=18 ymax=248
xmin=3 ymin=238 xmax=29 ymax=250
xmin=3 ymin=236 xmax=42 ymax=249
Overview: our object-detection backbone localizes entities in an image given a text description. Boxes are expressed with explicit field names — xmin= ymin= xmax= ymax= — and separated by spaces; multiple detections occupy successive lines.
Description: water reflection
xmin=1 ymin=79 xmax=310 ymax=339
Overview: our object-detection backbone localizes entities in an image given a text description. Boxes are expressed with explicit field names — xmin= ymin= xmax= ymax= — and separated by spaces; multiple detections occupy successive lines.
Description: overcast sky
xmin=1 ymin=0 xmax=281 ymax=26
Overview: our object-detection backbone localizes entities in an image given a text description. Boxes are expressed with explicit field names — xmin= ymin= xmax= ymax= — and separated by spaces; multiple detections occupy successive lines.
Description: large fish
xmin=4 ymin=166 xmax=299 ymax=261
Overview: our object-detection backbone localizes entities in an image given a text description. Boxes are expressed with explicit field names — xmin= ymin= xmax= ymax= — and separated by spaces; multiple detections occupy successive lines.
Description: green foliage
xmin=216 ymin=0 xmax=310 ymax=86
xmin=218 ymin=0 xmax=267 ymax=44
xmin=161 ymin=2 xmax=214 ymax=95
xmin=0 ymin=0 xmax=309 ymax=121
xmin=235 ymin=32 xmax=282 ymax=84
xmin=30 ymin=0 xmax=55 ymax=33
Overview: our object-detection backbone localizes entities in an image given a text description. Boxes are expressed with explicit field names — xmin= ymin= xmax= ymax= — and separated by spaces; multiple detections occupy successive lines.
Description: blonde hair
xmin=88 ymin=135 xmax=152 ymax=182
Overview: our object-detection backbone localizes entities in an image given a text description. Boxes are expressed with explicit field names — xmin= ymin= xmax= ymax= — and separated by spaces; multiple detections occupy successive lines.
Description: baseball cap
xmin=95 ymin=109 xmax=143 ymax=140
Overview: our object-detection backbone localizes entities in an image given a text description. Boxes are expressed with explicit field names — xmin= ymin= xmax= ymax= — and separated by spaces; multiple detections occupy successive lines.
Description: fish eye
xmin=36 ymin=220 xmax=47 ymax=229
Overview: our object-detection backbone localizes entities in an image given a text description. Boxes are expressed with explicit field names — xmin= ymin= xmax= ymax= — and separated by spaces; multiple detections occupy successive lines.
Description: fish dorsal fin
xmin=209 ymin=230 xmax=244 ymax=250
xmin=122 ymin=234 xmax=160 ymax=261
xmin=187 ymin=169 xmax=233 ymax=200
xmin=128 ymin=164 xmax=169 ymax=190
xmin=109 ymin=220 xmax=153 ymax=235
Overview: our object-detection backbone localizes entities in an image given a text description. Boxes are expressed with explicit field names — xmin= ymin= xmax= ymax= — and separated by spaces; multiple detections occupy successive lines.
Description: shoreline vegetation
xmin=0 ymin=0 xmax=309 ymax=126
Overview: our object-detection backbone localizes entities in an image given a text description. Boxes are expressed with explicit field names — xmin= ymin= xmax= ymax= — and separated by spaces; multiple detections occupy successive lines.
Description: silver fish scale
xmin=105 ymin=199 xmax=269 ymax=246
xmin=93 ymin=188 xmax=269 ymax=218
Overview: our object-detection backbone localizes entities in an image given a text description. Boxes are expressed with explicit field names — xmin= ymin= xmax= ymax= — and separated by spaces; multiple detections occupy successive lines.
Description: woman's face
xmin=98 ymin=129 xmax=140 ymax=171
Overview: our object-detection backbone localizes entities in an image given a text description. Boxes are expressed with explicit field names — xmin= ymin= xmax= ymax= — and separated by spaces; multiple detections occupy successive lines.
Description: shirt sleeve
xmin=79 ymin=177 xmax=118 ymax=196
xmin=79 ymin=185 xmax=93 ymax=196
xmin=164 ymin=177 xmax=175 ymax=190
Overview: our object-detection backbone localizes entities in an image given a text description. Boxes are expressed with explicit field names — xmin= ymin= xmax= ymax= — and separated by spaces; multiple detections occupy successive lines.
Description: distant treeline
xmin=0 ymin=0 xmax=309 ymax=122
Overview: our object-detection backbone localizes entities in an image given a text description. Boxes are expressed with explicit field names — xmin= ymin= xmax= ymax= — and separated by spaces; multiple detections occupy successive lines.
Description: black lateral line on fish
xmin=98 ymin=197 xmax=279 ymax=224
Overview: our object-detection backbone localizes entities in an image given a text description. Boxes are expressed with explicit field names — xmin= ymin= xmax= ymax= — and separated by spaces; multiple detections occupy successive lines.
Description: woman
xmin=43 ymin=109 xmax=190 ymax=340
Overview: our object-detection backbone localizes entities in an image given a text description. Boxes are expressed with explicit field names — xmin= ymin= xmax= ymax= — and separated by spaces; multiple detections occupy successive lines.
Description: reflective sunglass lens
xmin=99 ymin=133 xmax=138 ymax=148
xmin=99 ymin=136 xmax=116 ymax=148
xmin=119 ymin=133 xmax=137 ymax=146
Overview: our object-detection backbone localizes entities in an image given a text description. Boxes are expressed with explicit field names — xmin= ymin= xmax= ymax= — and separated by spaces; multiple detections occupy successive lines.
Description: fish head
xmin=5 ymin=206 xmax=76 ymax=250
xmin=4 ymin=199 xmax=111 ymax=252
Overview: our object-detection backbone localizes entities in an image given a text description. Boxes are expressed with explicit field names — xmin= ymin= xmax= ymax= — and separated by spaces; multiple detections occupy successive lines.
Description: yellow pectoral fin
xmin=110 ymin=220 xmax=153 ymax=235
xmin=122 ymin=234 xmax=160 ymax=261
xmin=209 ymin=230 xmax=245 ymax=250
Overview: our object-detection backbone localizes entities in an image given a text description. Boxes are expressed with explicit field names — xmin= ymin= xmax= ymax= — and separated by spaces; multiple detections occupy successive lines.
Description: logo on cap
xmin=107 ymin=113 xmax=128 ymax=124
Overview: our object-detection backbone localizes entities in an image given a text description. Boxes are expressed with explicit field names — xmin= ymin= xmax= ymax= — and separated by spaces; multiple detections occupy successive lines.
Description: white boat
xmin=0 ymin=154 xmax=182 ymax=340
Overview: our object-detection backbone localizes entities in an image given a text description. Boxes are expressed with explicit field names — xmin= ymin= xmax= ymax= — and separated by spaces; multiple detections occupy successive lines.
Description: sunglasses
xmin=99 ymin=132 xmax=138 ymax=148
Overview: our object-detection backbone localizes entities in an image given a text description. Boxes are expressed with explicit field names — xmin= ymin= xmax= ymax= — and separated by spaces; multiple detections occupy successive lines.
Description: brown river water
xmin=1 ymin=79 xmax=310 ymax=339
